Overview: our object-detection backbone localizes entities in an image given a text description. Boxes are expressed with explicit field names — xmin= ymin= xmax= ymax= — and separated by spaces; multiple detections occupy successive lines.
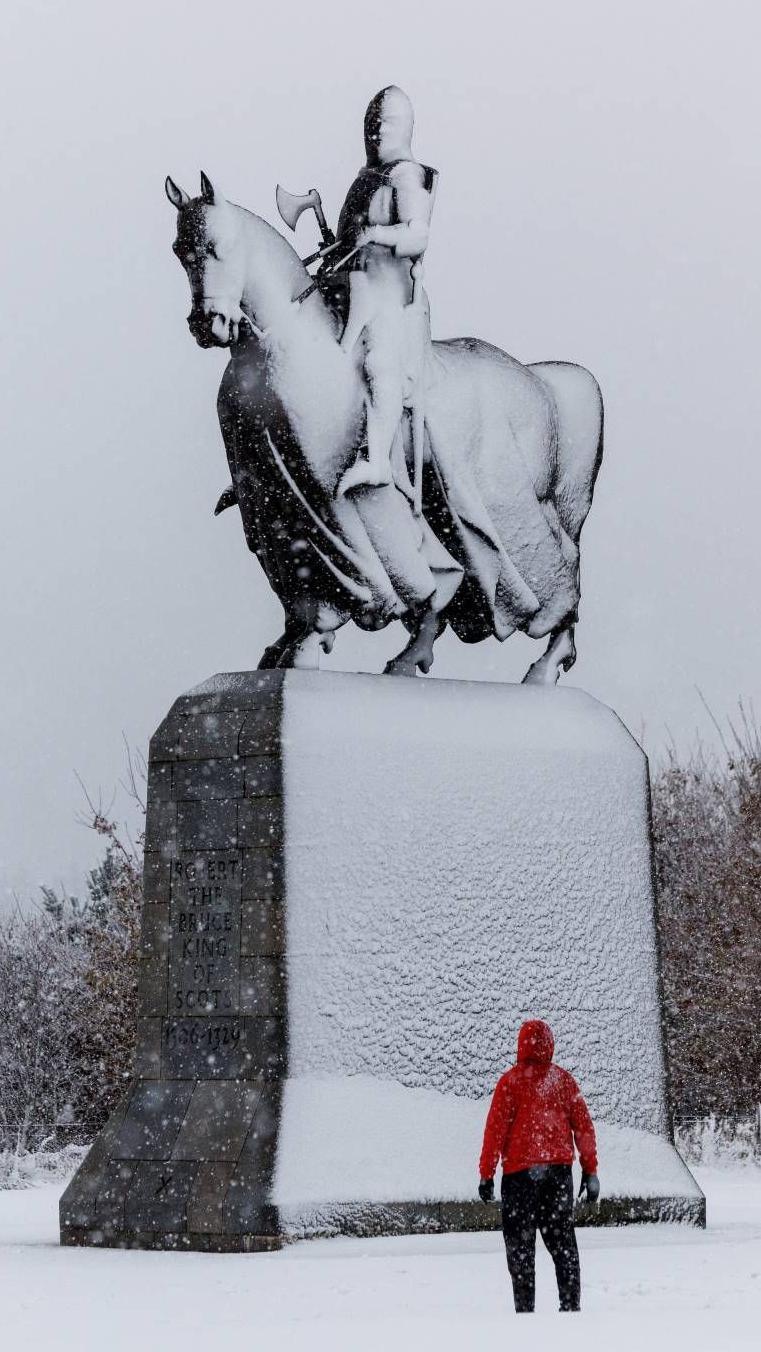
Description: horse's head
xmin=165 ymin=172 xmax=247 ymax=347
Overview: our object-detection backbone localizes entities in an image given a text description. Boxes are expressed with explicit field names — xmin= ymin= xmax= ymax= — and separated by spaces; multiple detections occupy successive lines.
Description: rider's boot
xmin=337 ymin=397 xmax=396 ymax=496
xmin=339 ymin=271 xmax=373 ymax=352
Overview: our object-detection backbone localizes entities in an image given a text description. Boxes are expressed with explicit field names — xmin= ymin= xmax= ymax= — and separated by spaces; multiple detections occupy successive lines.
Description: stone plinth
xmin=60 ymin=672 xmax=703 ymax=1251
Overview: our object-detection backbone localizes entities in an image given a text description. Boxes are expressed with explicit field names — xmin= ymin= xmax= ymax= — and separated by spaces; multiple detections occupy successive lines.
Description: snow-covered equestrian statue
xmin=165 ymin=88 xmax=603 ymax=680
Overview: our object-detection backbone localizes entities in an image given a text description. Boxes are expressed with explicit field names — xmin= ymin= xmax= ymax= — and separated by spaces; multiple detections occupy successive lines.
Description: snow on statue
xmin=165 ymin=86 xmax=603 ymax=680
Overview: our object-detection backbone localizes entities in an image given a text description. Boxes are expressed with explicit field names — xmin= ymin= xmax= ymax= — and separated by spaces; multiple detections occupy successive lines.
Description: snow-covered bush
xmin=675 ymin=1113 xmax=760 ymax=1167
xmin=652 ymin=705 xmax=760 ymax=1121
xmin=0 ymin=807 xmax=141 ymax=1164
xmin=0 ymin=1143 xmax=88 ymax=1191
xmin=0 ymin=910 xmax=85 ymax=1155
xmin=55 ymin=834 xmax=142 ymax=1138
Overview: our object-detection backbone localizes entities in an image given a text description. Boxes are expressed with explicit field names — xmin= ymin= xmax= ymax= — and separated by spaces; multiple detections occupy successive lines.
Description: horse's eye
xmin=172 ymin=241 xmax=180 ymax=254
xmin=206 ymin=242 xmax=218 ymax=259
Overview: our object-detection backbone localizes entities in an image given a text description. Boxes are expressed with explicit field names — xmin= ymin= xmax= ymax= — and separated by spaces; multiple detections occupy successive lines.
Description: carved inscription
xmin=163 ymin=1017 xmax=249 ymax=1078
xmin=170 ymin=854 xmax=241 ymax=1016
xmin=155 ymin=1172 xmax=172 ymax=1197
xmin=165 ymin=1019 xmax=242 ymax=1053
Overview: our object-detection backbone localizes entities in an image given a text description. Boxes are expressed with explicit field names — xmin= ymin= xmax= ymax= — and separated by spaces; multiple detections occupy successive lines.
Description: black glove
xmin=578 ymin=1172 xmax=600 ymax=1203
xmin=478 ymin=1177 xmax=495 ymax=1203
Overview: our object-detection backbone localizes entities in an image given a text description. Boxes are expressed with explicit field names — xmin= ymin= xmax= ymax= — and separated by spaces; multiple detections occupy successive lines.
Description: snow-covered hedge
xmin=0 ymin=1143 xmax=88 ymax=1191
xmin=676 ymin=1114 xmax=761 ymax=1167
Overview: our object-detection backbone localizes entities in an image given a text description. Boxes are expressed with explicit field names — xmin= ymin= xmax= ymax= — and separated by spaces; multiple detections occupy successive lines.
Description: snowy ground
xmin=2 ymin=1169 xmax=758 ymax=1352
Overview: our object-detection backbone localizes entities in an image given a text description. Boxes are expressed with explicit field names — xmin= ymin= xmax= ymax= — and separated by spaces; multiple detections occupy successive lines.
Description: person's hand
xmin=578 ymin=1172 xmax=600 ymax=1203
xmin=478 ymin=1177 xmax=495 ymax=1203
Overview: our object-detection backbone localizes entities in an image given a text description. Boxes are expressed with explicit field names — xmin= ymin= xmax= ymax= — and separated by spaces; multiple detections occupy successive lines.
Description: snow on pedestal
xmin=276 ymin=673 xmax=701 ymax=1233
xmin=275 ymin=1076 xmax=699 ymax=1206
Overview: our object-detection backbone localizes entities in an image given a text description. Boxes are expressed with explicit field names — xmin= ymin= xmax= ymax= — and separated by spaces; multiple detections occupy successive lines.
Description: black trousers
xmin=501 ymin=1164 xmax=581 ymax=1312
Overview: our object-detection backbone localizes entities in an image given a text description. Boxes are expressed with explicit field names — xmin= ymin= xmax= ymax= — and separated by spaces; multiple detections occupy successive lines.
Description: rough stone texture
xmin=172 ymin=1083 xmax=262 ymax=1160
xmin=61 ymin=672 xmax=287 ymax=1252
xmin=60 ymin=671 xmax=702 ymax=1253
xmin=276 ymin=1193 xmax=704 ymax=1241
xmin=186 ymin=1161 xmax=236 ymax=1234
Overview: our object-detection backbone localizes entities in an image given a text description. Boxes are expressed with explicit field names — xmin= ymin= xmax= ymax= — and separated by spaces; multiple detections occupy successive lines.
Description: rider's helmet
xmin=364 ymin=86 xmax=414 ymax=165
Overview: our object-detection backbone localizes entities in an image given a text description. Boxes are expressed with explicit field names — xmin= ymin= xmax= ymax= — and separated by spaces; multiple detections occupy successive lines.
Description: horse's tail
xmin=529 ymin=361 xmax=604 ymax=545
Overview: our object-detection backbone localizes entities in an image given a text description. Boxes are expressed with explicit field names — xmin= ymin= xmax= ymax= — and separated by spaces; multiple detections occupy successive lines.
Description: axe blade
xmin=276 ymin=184 xmax=319 ymax=231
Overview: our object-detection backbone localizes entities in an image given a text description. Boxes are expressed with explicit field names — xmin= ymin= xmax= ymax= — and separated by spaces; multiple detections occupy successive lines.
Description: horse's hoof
xmin=522 ymin=659 xmax=559 ymax=686
xmin=383 ymin=658 xmax=418 ymax=677
xmin=290 ymin=633 xmax=322 ymax=669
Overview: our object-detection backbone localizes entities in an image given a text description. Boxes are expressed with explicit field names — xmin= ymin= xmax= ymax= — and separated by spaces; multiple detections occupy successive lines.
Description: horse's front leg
xmin=384 ymin=599 xmax=447 ymax=677
xmin=522 ymin=622 xmax=577 ymax=686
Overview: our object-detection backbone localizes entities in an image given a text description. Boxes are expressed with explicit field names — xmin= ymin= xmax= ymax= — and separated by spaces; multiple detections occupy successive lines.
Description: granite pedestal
xmin=60 ymin=671 xmax=703 ymax=1250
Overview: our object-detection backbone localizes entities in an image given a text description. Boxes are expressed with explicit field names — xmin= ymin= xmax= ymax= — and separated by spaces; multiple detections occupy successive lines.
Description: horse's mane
xmin=230 ymin=200 xmax=313 ymax=290
xmin=218 ymin=198 xmax=345 ymax=343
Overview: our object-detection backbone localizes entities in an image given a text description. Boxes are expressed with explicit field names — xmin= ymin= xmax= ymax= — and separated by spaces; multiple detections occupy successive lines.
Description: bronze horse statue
xmin=165 ymin=172 xmax=603 ymax=680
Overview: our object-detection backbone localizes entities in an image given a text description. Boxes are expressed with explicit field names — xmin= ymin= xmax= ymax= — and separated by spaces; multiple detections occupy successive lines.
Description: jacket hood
xmin=517 ymin=1019 xmax=554 ymax=1065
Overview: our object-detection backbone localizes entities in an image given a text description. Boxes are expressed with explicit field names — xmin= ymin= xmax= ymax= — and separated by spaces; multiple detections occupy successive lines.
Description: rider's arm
xmin=361 ymin=162 xmax=432 ymax=258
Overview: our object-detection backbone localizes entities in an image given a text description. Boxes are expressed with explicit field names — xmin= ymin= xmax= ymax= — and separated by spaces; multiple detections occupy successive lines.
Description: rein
xmin=239 ymin=310 xmax=267 ymax=342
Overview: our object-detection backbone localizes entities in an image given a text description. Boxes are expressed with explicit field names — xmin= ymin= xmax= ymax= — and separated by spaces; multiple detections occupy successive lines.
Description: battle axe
xmin=276 ymin=185 xmax=335 ymax=249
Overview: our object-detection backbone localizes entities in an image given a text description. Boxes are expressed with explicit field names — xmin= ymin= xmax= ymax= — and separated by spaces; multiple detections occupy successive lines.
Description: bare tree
xmin=652 ymin=704 xmax=761 ymax=1119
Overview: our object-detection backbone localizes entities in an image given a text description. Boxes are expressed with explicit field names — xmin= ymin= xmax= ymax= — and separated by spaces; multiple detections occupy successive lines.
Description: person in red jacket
xmin=478 ymin=1019 xmax=599 ymax=1313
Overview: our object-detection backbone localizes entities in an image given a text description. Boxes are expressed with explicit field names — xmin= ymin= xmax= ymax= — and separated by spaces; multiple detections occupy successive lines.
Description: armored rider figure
xmin=334 ymin=86 xmax=438 ymax=499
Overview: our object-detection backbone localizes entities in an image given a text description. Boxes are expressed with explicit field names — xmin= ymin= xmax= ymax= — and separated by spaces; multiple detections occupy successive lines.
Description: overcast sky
xmin=1 ymin=0 xmax=759 ymax=906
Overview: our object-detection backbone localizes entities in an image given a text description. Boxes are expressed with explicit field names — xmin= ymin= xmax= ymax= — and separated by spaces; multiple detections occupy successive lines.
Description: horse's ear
xmin=200 ymin=171 xmax=216 ymax=205
xmin=165 ymin=176 xmax=190 ymax=209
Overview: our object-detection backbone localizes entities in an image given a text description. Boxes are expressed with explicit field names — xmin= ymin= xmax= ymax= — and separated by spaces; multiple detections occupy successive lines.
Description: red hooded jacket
xmin=479 ymin=1020 xmax=598 ymax=1178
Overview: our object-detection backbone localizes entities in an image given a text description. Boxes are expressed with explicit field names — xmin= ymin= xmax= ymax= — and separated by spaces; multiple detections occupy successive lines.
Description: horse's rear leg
xmin=262 ymin=606 xmax=344 ymax=671
xmin=280 ymin=630 xmax=324 ymax=669
xmin=384 ymin=602 xmax=446 ymax=677
xmin=522 ymin=622 xmax=577 ymax=686
xmin=258 ymin=617 xmax=304 ymax=670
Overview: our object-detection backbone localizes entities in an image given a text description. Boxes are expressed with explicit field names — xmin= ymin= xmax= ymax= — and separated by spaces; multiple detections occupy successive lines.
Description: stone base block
xmin=60 ymin=671 xmax=703 ymax=1249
